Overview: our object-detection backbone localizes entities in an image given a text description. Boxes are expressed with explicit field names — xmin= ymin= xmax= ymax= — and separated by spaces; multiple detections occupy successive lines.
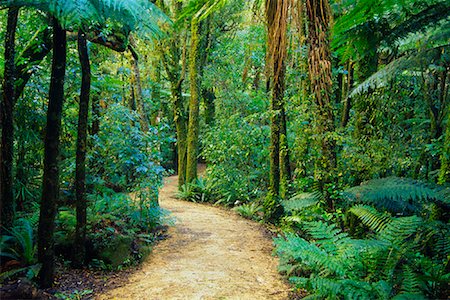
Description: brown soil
xmin=97 ymin=174 xmax=291 ymax=300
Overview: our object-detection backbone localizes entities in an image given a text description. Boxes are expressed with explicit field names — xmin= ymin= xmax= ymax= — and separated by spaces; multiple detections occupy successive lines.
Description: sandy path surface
xmin=98 ymin=174 xmax=290 ymax=300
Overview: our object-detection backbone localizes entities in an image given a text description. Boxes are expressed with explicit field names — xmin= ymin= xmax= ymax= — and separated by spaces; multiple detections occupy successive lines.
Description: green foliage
xmin=233 ymin=203 xmax=263 ymax=220
xmin=1 ymin=218 xmax=37 ymax=265
xmin=55 ymin=289 xmax=93 ymax=300
xmin=344 ymin=177 xmax=450 ymax=216
xmin=202 ymin=109 xmax=270 ymax=205
xmin=275 ymin=206 xmax=449 ymax=299
xmin=177 ymin=177 xmax=210 ymax=203
xmin=1 ymin=0 xmax=169 ymax=39
xmin=89 ymin=103 xmax=164 ymax=198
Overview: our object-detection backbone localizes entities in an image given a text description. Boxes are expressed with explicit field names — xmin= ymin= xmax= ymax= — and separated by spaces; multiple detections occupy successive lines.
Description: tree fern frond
xmin=350 ymin=205 xmax=391 ymax=232
xmin=274 ymin=233 xmax=346 ymax=276
xmin=344 ymin=176 xmax=450 ymax=214
xmin=1 ymin=0 xmax=170 ymax=40
xmin=378 ymin=215 xmax=423 ymax=246
xmin=399 ymin=265 xmax=423 ymax=295
xmin=282 ymin=192 xmax=320 ymax=212
xmin=303 ymin=221 xmax=350 ymax=254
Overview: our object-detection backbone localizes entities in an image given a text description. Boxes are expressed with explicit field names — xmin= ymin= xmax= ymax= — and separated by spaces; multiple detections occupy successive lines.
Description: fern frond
xmin=282 ymin=192 xmax=320 ymax=212
xmin=344 ymin=177 xmax=449 ymax=214
xmin=303 ymin=221 xmax=350 ymax=254
xmin=399 ymin=265 xmax=423 ymax=295
xmin=1 ymin=0 xmax=169 ymax=40
xmin=350 ymin=205 xmax=391 ymax=232
xmin=378 ymin=215 xmax=423 ymax=246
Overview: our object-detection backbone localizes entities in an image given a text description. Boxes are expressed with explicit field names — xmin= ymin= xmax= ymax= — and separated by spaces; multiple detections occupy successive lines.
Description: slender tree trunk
xmin=173 ymin=84 xmax=188 ymax=186
xmin=341 ymin=61 xmax=354 ymax=127
xmin=186 ymin=18 xmax=201 ymax=184
xmin=150 ymin=59 xmax=161 ymax=126
xmin=160 ymin=0 xmax=188 ymax=188
xmin=1 ymin=8 xmax=19 ymax=230
xmin=91 ymin=94 xmax=100 ymax=135
xmin=306 ymin=0 xmax=336 ymax=210
xmin=129 ymin=44 xmax=150 ymax=132
xmin=37 ymin=19 xmax=67 ymax=288
xmin=73 ymin=32 xmax=90 ymax=268
xmin=203 ymin=88 xmax=215 ymax=126
xmin=439 ymin=111 xmax=450 ymax=184
xmin=279 ymin=105 xmax=291 ymax=199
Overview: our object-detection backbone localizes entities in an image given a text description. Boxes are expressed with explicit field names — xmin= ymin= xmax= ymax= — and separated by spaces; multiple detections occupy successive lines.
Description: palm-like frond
xmin=1 ymin=0 xmax=169 ymax=39
xmin=344 ymin=177 xmax=450 ymax=214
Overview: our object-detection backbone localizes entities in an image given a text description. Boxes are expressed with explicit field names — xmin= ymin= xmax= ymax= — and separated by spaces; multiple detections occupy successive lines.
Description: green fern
xmin=282 ymin=191 xmax=321 ymax=212
xmin=0 ymin=218 xmax=36 ymax=265
xmin=344 ymin=177 xmax=450 ymax=215
xmin=1 ymin=0 xmax=169 ymax=39
xmin=233 ymin=202 xmax=263 ymax=220
xmin=349 ymin=205 xmax=391 ymax=232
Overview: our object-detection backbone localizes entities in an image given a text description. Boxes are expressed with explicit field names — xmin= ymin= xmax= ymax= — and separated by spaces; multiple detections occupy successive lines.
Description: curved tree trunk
xmin=38 ymin=19 xmax=67 ymax=288
xmin=1 ymin=7 xmax=19 ymax=230
xmin=73 ymin=31 xmax=91 ymax=268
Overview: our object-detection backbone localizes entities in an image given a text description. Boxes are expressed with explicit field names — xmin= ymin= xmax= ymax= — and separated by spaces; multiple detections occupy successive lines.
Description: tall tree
xmin=37 ymin=18 xmax=67 ymax=287
xmin=263 ymin=0 xmax=290 ymax=222
xmin=73 ymin=31 xmax=90 ymax=267
xmin=160 ymin=0 xmax=189 ymax=187
xmin=129 ymin=37 xmax=150 ymax=132
xmin=1 ymin=7 xmax=19 ymax=230
xmin=186 ymin=13 xmax=202 ymax=184
xmin=306 ymin=0 xmax=336 ymax=209
xmin=185 ymin=0 xmax=224 ymax=184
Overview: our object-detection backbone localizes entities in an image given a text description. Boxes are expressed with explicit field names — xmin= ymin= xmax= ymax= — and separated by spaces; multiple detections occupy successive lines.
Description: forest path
xmin=98 ymin=173 xmax=290 ymax=300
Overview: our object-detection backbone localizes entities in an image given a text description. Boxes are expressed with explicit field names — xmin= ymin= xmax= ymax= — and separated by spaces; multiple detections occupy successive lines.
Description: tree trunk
xmin=37 ymin=19 xmax=66 ymax=288
xmin=173 ymin=84 xmax=188 ymax=186
xmin=129 ymin=44 xmax=150 ymax=132
xmin=1 ymin=7 xmax=19 ymax=230
xmin=263 ymin=0 xmax=289 ymax=222
xmin=73 ymin=32 xmax=90 ymax=268
xmin=186 ymin=19 xmax=201 ymax=184
xmin=279 ymin=105 xmax=291 ymax=199
xmin=306 ymin=0 xmax=336 ymax=210
xmin=439 ymin=112 xmax=450 ymax=184
xmin=91 ymin=94 xmax=100 ymax=135
xmin=341 ymin=61 xmax=354 ymax=127
xmin=202 ymin=88 xmax=215 ymax=126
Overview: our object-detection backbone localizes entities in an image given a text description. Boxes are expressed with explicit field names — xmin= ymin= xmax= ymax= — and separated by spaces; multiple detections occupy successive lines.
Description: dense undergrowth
xmin=1 ymin=102 xmax=172 ymax=284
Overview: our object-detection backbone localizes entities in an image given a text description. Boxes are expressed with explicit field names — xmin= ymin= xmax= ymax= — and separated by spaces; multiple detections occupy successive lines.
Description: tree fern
xmin=349 ymin=205 xmax=391 ymax=232
xmin=344 ymin=177 xmax=450 ymax=215
xmin=1 ymin=0 xmax=169 ymax=39
xmin=282 ymin=191 xmax=321 ymax=212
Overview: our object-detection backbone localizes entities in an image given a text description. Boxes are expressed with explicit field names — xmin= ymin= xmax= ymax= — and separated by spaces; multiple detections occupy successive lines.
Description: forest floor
xmin=97 ymin=171 xmax=291 ymax=300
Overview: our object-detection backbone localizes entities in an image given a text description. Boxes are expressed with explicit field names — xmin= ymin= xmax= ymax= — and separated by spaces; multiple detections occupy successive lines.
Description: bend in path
xmin=98 ymin=174 xmax=290 ymax=300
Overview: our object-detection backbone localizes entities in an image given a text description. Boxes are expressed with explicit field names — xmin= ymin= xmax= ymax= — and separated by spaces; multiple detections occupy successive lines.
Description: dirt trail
xmin=98 ymin=174 xmax=290 ymax=300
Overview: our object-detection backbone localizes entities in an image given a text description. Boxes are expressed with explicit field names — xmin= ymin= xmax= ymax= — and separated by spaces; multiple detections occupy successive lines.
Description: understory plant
xmin=275 ymin=205 xmax=449 ymax=299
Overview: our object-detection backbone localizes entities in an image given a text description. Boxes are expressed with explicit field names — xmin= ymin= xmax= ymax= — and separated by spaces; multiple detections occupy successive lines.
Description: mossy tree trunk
xmin=1 ymin=7 xmax=19 ymax=230
xmin=439 ymin=111 xmax=450 ymax=184
xmin=263 ymin=0 xmax=290 ymax=222
xmin=38 ymin=19 xmax=67 ymax=288
xmin=129 ymin=41 xmax=150 ymax=132
xmin=161 ymin=0 xmax=188 ymax=187
xmin=186 ymin=18 xmax=201 ymax=184
xmin=73 ymin=31 xmax=90 ymax=268
xmin=306 ymin=0 xmax=337 ymax=210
